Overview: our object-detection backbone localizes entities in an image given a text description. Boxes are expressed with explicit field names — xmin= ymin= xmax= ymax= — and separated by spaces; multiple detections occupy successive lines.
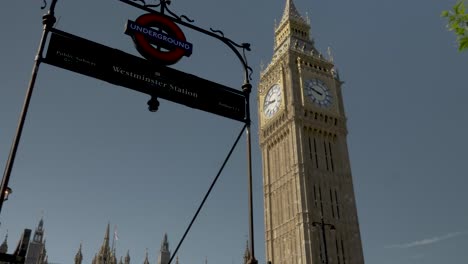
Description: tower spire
xmin=33 ymin=217 xmax=45 ymax=242
xmin=75 ymin=243 xmax=83 ymax=264
xmin=93 ymin=223 xmax=112 ymax=264
xmin=104 ymin=222 xmax=110 ymax=246
xmin=279 ymin=0 xmax=307 ymax=26
xmin=157 ymin=234 xmax=170 ymax=264
xmin=99 ymin=222 xmax=110 ymax=254
xmin=0 ymin=232 xmax=8 ymax=254
xmin=243 ymin=240 xmax=250 ymax=264
xmin=271 ymin=0 xmax=316 ymax=57
xmin=124 ymin=250 xmax=130 ymax=264
xmin=143 ymin=249 xmax=150 ymax=264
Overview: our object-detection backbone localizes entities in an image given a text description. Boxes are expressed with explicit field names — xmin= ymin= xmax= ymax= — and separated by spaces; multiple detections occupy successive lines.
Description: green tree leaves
xmin=442 ymin=0 xmax=468 ymax=51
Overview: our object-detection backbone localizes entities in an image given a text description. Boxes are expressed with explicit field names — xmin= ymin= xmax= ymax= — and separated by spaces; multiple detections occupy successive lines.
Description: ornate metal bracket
xmin=120 ymin=0 xmax=253 ymax=81
xmin=40 ymin=0 xmax=58 ymax=15
xmin=129 ymin=0 xmax=194 ymax=23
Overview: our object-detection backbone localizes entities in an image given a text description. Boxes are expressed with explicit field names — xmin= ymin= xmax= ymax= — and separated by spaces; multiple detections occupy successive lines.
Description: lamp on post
xmin=3 ymin=187 xmax=12 ymax=201
xmin=312 ymin=218 xmax=335 ymax=264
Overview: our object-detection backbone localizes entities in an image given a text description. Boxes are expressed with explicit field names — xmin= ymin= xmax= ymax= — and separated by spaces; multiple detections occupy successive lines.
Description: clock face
xmin=304 ymin=79 xmax=332 ymax=107
xmin=263 ymin=84 xmax=282 ymax=118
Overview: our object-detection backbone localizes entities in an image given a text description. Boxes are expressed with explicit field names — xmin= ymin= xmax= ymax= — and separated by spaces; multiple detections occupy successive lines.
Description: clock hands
xmin=264 ymin=99 xmax=276 ymax=106
xmin=264 ymin=84 xmax=282 ymax=118
xmin=310 ymin=87 xmax=323 ymax=96
xmin=304 ymin=79 xmax=332 ymax=107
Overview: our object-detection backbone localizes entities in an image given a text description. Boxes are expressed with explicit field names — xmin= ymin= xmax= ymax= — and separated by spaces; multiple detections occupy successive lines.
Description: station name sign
xmin=44 ymin=30 xmax=246 ymax=122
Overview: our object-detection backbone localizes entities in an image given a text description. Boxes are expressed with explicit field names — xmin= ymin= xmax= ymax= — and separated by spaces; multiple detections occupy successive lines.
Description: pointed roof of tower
xmin=38 ymin=217 xmax=44 ymax=230
xmin=160 ymin=233 xmax=169 ymax=252
xmin=125 ymin=249 xmax=130 ymax=264
xmin=279 ymin=0 xmax=307 ymax=25
xmin=104 ymin=223 xmax=110 ymax=244
xmin=0 ymin=233 xmax=8 ymax=254
xmin=75 ymin=243 xmax=83 ymax=264
xmin=33 ymin=217 xmax=45 ymax=243
xmin=95 ymin=222 xmax=111 ymax=263
xmin=263 ymin=0 xmax=322 ymax=77
xmin=144 ymin=249 xmax=150 ymax=264
xmin=100 ymin=222 xmax=110 ymax=252
xmin=243 ymin=240 xmax=250 ymax=264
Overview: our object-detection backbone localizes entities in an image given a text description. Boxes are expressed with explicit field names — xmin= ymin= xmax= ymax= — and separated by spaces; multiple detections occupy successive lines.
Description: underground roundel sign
xmin=125 ymin=13 xmax=193 ymax=65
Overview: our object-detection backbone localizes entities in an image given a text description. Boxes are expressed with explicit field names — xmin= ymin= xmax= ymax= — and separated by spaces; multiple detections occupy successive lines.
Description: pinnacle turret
xmin=33 ymin=217 xmax=45 ymax=243
xmin=274 ymin=0 xmax=312 ymax=45
xmin=143 ymin=249 xmax=150 ymax=264
xmin=125 ymin=250 xmax=131 ymax=264
xmin=263 ymin=0 xmax=321 ymax=76
xmin=161 ymin=233 xmax=169 ymax=252
xmin=279 ymin=0 xmax=307 ymax=26
xmin=100 ymin=223 xmax=111 ymax=254
xmin=0 ymin=233 xmax=7 ymax=254
xmin=157 ymin=234 xmax=170 ymax=264
xmin=75 ymin=243 xmax=83 ymax=264
xmin=92 ymin=223 xmax=113 ymax=264
xmin=243 ymin=241 xmax=250 ymax=264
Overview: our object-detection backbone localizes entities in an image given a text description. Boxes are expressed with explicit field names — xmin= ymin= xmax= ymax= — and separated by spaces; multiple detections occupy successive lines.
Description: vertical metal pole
xmin=321 ymin=218 xmax=330 ymax=264
xmin=0 ymin=0 xmax=58 ymax=214
xmin=160 ymin=0 xmax=165 ymax=14
xmin=242 ymin=82 xmax=257 ymax=264
xmin=247 ymin=124 xmax=255 ymax=260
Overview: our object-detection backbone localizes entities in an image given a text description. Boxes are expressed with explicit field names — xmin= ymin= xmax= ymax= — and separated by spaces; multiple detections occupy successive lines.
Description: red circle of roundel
xmin=133 ymin=13 xmax=187 ymax=65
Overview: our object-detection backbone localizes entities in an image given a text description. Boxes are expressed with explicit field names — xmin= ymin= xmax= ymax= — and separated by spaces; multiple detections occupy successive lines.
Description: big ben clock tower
xmin=258 ymin=1 xmax=365 ymax=264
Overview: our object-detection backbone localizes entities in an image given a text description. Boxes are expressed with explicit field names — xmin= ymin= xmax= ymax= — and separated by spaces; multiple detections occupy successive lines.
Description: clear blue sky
xmin=1 ymin=0 xmax=467 ymax=264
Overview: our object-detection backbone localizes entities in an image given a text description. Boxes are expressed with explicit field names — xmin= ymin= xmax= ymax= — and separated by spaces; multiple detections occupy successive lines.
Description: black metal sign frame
xmin=0 ymin=1 xmax=257 ymax=264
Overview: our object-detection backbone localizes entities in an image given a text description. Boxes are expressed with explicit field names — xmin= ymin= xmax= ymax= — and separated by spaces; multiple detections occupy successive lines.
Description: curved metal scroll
xmin=120 ymin=0 xmax=253 ymax=82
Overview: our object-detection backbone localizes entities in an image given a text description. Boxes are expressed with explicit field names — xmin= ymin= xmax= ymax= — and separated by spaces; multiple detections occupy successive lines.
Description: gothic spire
xmin=0 ymin=233 xmax=8 ymax=254
xmin=99 ymin=223 xmax=111 ymax=254
xmin=243 ymin=240 xmax=250 ymax=264
xmin=143 ymin=249 xmax=150 ymax=264
xmin=161 ymin=233 xmax=169 ymax=251
xmin=75 ymin=243 xmax=83 ymax=264
xmin=124 ymin=250 xmax=130 ymax=264
xmin=93 ymin=223 xmax=112 ymax=264
xmin=104 ymin=223 xmax=110 ymax=246
xmin=279 ymin=0 xmax=307 ymax=27
xmin=157 ymin=234 xmax=170 ymax=264
xmin=38 ymin=217 xmax=44 ymax=230
xmin=33 ymin=217 xmax=45 ymax=243
xmin=268 ymin=0 xmax=319 ymax=69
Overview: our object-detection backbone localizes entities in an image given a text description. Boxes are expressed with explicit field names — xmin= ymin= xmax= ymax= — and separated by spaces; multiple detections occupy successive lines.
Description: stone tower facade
xmin=157 ymin=234 xmax=170 ymax=264
xmin=257 ymin=1 xmax=365 ymax=264
xmin=25 ymin=218 xmax=48 ymax=264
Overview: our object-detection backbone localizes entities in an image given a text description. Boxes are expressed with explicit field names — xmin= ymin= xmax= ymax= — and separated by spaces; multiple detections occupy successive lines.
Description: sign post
xmin=0 ymin=1 xmax=257 ymax=264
